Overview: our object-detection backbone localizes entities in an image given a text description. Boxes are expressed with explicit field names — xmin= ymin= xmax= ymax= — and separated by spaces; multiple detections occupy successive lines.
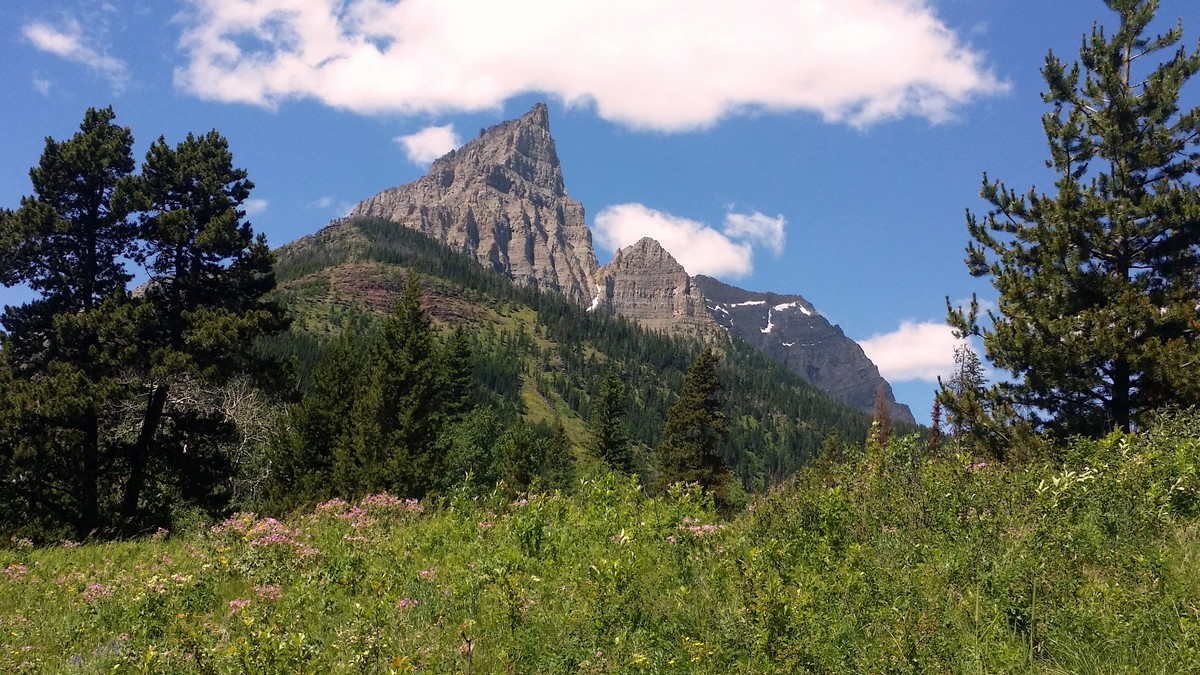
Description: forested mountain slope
xmin=268 ymin=216 xmax=899 ymax=490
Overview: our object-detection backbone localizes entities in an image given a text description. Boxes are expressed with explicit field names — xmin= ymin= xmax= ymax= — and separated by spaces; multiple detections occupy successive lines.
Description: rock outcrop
xmin=589 ymin=238 xmax=720 ymax=340
xmin=350 ymin=103 xmax=599 ymax=304
xmin=694 ymin=275 xmax=916 ymax=424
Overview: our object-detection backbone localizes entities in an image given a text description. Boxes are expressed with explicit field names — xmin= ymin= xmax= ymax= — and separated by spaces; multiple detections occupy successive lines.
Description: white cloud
xmin=307 ymin=196 xmax=354 ymax=216
xmin=173 ymin=0 xmax=1007 ymax=131
xmin=860 ymin=321 xmax=969 ymax=383
xmin=32 ymin=75 xmax=52 ymax=96
xmin=243 ymin=197 xmax=269 ymax=215
xmin=395 ymin=124 xmax=462 ymax=165
xmin=723 ymin=211 xmax=786 ymax=256
xmin=594 ymin=204 xmax=753 ymax=278
xmin=23 ymin=19 xmax=129 ymax=93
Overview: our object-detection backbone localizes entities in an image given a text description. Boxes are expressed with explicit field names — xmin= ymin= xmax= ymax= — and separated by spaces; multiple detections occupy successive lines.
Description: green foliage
xmin=589 ymin=365 xmax=632 ymax=473
xmin=0 ymin=109 xmax=284 ymax=540
xmin=5 ymin=411 xmax=1200 ymax=672
xmin=951 ymin=0 xmax=1200 ymax=437
xmin=264 ymin=326 xmax=366 ymax=513
xmin=264 ymin=274 xmax=569 ymax=508
xmin=657 ymin=349 xmax=734 ymax=508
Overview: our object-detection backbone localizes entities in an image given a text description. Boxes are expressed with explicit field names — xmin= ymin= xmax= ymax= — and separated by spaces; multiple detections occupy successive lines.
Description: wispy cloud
xmin=395 ymin=125 xmax=462 ymax=165
xmin=593 ymin=204 xmax=786 ymax=278
xmin=723 ymin=211 xmax=786 ymax=256
xmin=173 ymin=0 xmax=1007 ymax=131
xmin=307 ymin=196 xmax=354 ymax=217
xmin=860 ymin=321 xmax=970 ymax=383
xmin=243 ymin=198 xmax=269 ymax=215
xmin=32 ymin=75 xmax=52 ymax=96
xmin=23 ymin=19 xmax=129 ymax=93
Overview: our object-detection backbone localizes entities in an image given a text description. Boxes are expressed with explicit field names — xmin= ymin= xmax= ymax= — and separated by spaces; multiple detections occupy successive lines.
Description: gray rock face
xmin=590 ymin=237 xmax=720 ymax=340
xmin=350 ymin=103 xmax=600 ymax=304
xmin=693 ymin=275 xmax=916 ymax=424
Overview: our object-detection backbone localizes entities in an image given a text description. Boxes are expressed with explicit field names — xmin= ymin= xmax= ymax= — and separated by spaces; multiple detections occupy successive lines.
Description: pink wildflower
xmin=678 ymin=521 xmax=724 ymax=538
xmin=82 ymin=583 xmax=114 ymax=603
xmin=3 ymin=564 xmax=29 ymax=579
xmin=360 ymin=493 xmax=404 ymax=509
xmin=254 ymin=585 xmax=282 ymax=601
xmin=418 ymin=569 xmax=437 ymax=581
xmin=228 ymin=598 xmax=251 ymax=613
xmin=396 ymin=598 xmax=419 ymax=609
xmin=316 ymin=498 xmax=350 ymax=513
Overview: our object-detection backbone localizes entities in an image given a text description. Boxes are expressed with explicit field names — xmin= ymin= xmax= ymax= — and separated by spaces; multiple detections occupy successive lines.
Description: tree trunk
xmin=79 ymin=414 xmax=99 ymax=540
xmin=121 ymin=383 xmax=169 ymax=530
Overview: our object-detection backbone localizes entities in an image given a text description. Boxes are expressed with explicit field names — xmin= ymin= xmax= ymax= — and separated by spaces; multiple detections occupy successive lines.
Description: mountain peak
xmin=592 ymin=237 xmax=719 ymax=339
xmin=347 ymin=103 xmax=599 ymax=303
xmin=693 ymin=276 xmax=917 ymax=424
xmin=521 ymin=102 xmax=551 ymax=131
xmin=427 ymin=101 xmax=563 ymax=196
xmin=610 ymin=237 xmax=683 ymax=271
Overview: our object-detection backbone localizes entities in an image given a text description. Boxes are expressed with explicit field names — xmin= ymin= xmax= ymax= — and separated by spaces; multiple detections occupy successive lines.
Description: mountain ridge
xmin=694 ymin=275 xmax=916 ymax=424
xmin=338 ymin=103 xmax=914 ymax=424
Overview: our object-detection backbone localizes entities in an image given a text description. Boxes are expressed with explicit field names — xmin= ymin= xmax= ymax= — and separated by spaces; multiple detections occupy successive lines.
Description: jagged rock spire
xmin=350 ymin=104 xmax=599 ymax=303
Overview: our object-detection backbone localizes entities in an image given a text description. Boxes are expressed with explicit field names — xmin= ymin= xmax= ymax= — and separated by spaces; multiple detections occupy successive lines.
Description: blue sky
xmin=2 ymin=0 xmax=1197 ymax=422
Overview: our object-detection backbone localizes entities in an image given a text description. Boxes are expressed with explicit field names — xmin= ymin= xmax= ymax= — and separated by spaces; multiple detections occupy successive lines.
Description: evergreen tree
xmin=336 ymin=273 xmax=448 ymax=498
xmin=950 ymin=0 xmax=1200 ymax=437
xmin=265 ymin=326 xmax=365 ymax=512
xmin=928 ymin=399 xmax=942 ymax=455
xmin=657 ymin=349 xmax=732 ymax=504
xmin=118 ymin=129 xmax=286 ymax=529
xmin=589 ymin=365 xmax=632 ymax=473
xmin=438 ymin=325 xmax=475 ymax=417
xmin=541 ymin=420 xmax=576 ymax=491
xmin=869 ymin=386 xmax=893 ymax=449
xmin=938 ymin=344 xmax=986 ymax=437
xmin=0 ymin=108 xmax=138 ymax=539
xmin=0 ymin=112 xmax=284 ymax=537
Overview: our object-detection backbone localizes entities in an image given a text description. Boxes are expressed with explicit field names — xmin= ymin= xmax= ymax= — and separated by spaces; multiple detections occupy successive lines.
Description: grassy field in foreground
xmin=3 ymin=415 xmax=1200 ymax=673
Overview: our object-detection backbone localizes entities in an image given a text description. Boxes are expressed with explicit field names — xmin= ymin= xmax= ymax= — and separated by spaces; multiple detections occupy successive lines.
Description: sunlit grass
xmin=3 ymin=414 xmax=1199 ymax=672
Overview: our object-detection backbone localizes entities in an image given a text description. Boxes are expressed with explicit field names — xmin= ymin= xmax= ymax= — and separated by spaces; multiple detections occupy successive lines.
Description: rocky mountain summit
xmin=350 ymin=103 xmax=599 ymax=304
xmin=332 ymin=103 xmax=912 ymax=423
xmin=589 ymin=237 xmax=719 ymax=340
xmin=693 ymin=276 xmax=916 ymax=424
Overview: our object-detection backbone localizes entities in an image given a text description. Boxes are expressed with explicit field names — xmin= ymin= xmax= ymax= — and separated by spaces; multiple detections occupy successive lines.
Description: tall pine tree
xmin=265 ymin=325 xmax=366 ymax=512
xmin=0 ymin=108 xmax=138 ymax=539
xmin=657 ymin=349 xmax=732 ymax=504
xmin=119 ymin=130 xmax=286 ymax=530
xmin=589 ymin=365 xmax=632 ymax=473
xmin=950 ymin=0 xmax=1200 ymax=437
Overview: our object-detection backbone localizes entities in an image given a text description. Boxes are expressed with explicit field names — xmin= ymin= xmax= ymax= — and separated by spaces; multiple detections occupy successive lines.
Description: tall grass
xmin=2 ymin=412 xmax=1199 ymax=673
